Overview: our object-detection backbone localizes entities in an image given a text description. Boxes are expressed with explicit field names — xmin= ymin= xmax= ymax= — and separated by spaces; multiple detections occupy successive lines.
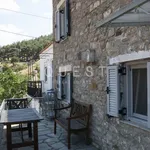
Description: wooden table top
xmin=0 ymin=108 xmax=43 ymax=124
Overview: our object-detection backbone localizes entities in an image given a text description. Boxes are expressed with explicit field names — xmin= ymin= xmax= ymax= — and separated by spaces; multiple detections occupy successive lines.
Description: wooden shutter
xmin=65 ymin=0 xmax=70 ymax=36
xmin=147 ymin=62 xmax=150 ymax=128
xmin=107 ymin=65 xmax=120 ymax=117
xmin=66 ymin=73 xmax=73 ymax=103
xmin=57 ymin=74 xmax=62 ymax=99
xmin=55 ymin=10 xmax=61 ymax=42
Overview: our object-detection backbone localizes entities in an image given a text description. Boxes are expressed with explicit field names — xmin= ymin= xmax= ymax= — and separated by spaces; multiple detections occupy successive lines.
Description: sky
xmin=0 ymin=0 xmax=53 ymax=46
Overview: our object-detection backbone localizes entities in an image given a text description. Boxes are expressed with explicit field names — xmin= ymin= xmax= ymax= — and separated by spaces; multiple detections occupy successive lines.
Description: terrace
xmin=0 ymin=98 xmax=97 ymax=150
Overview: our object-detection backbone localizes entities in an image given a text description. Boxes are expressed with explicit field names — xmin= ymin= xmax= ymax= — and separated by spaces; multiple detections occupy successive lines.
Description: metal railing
xmin=27 ymin=81 xmax=42 ymax=97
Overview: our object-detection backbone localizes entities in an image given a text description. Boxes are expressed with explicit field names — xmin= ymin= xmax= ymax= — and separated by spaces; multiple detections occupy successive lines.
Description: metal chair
xmin=41 ymin=90 xmax=57 ymax=119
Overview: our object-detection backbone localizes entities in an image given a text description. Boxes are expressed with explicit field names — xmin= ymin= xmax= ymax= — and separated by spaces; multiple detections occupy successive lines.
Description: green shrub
xmin=0 ymin=69 xmax=27 ymax=103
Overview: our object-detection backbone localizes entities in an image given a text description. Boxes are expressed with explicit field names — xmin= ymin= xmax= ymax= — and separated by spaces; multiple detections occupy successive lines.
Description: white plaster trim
xmin=57 ymin=0 xmax=65 ymax=10
xmin=59 ymin=65 xmax=72 ymax=72
xmin=39 ymin=44 xmax=53 ymax=59
xmin=40 ymin=55 xmax=52 ymax=59
xmin=109 ymin=50 xmax=150 ymax=65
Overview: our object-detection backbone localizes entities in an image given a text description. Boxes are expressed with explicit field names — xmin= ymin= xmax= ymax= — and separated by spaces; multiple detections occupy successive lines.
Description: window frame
xmin=55 ymin=0 xmax=70 ymax=42
xmin=44 ymin=67 xmax=48 ymax=82
xmin=126 ymin=63 xmax=148 ymax=123
xmin=57 ymin=72 xmax=73 ymax=104
xmin=62 ymin=74 xmax=67 ymax=100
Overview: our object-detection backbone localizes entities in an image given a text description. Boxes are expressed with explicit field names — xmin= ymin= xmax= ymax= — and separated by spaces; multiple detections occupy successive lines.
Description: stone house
xmin=53 ymin=0 xmax=150 ymax=149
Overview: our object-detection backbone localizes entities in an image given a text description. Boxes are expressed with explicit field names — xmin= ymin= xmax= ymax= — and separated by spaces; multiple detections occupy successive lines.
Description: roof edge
xmin=96 ymin=0 xmax=149 ymax=28
xmin=39 ymin=43 xmax=53 ymax=54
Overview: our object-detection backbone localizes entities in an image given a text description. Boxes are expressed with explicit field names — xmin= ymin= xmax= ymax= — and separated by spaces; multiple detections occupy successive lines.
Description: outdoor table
xmin=0 ymin=108 xmax=43 ymax=150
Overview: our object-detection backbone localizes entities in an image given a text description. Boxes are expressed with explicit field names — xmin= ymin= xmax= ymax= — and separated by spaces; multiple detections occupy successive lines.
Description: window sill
xmin=61 ymin=99 xmax=70 ymax=105
xmin=120 ymin=120 xmax=150 ymax=132
xmin=59 ymin=37 xmax=68 ymax=44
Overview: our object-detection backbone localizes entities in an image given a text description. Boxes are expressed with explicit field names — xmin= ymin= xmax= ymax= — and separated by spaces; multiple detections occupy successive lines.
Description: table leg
xmin=7 ymin=124 xmax=12 ymax=150
xmin=33 ymin=122 xmax=38 ymax=150
xmin=28 ymin=123 xmax=32 ymax=138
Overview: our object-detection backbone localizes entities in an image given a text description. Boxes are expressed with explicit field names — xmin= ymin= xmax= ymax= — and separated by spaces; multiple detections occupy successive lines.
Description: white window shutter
xmin=147 ymin=62 xmax=150 ymax=128
xmin=107 ymin=65 xmax=120 ymax=117
xmin=57 ymin=74 xmax=62 ymax=99
xmin=66 ymin=73 xmax=72 ymax=104
xmin=55 ymin=11 xmax=61 ymax=42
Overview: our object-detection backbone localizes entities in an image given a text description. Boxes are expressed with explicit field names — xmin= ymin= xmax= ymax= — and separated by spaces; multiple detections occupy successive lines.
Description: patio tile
xmin=39 ymin=135 xmax=49 ymax=141
xmin=45 ymin=137 xmax=59 ymax=143
xmin=39 ymin=139 xmax=44 ymax=144
xmin=38 ymin=126 xmax=48 ymax=131
xmin=51 ymin=142 xmax=66 ymax=149
xmin=39 ymin=143 xmax=50 ymax=150
xmin=39 ymin=130 xmax=51 ymax=136
xmin=47 ymin=133 xmax=57 ymax=138
xmin=59 ymin=146 xmax=68 ymax=150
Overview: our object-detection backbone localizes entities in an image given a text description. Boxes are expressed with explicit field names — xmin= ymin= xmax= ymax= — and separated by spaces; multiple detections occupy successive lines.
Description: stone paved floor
xmin=0 ymin=119 xmax=98 ymax=150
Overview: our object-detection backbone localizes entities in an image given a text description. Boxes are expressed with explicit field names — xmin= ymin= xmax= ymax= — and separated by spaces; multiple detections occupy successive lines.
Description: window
xmin=44 ymin=67 xmax=47 ymax=82
xmin=107 ymin=62 xmax=150 ymax=128
xmin=131 ymin=68 xmax=147 ymax=120
xmin=62 ymin=76 xmax=67 ymax=99
xmin=55 ymin=0 xmax=70 ymax=42
xmin=57 ymin=72 xmax=73 ymax=103
xmin=126 ymin=65 xmax=149 ymax=126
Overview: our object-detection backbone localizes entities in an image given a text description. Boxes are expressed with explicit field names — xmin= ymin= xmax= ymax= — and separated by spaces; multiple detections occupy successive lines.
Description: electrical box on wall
xmin=86 ymin=49 xmax=96 ymax=63
xmin=79 ymin=49 xmax=96 ymax=64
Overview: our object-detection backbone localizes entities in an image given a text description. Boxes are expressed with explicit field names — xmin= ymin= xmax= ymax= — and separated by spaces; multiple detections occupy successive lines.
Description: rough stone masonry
xmin=53 ymin=0 xmax=150 ymax=149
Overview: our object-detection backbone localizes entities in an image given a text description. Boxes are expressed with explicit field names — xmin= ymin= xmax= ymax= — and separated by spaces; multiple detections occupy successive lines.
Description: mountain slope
xmin=0 ymin=34 xmax=53 ymax=62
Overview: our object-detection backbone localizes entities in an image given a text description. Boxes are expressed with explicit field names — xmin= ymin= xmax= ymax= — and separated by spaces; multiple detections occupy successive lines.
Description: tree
xmin=0 ymin=69 xmax=27 ymax=104
xmin=0 ymin=34 xmax=53 ymax=62
xmin=11 ymin=57 xmax=19 ymax=66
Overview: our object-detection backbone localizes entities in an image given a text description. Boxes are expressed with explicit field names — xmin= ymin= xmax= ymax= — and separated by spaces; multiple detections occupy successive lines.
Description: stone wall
xmin=53 ymin=0 xmax=150 ymax=149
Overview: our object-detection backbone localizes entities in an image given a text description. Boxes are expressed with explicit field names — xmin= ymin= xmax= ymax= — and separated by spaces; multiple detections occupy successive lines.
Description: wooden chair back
xmin=6 ymin=98 xmax=28 ymax=109
xmin=70 ymin=101 xmax=91 ymax=127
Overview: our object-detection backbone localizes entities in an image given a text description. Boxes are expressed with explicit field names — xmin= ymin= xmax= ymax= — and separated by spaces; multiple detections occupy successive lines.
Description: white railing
xmin=0 ymin=100 xmax=6 ymax=117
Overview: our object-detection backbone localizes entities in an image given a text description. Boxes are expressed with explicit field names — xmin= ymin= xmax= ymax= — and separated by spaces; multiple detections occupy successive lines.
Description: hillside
xmin=0 ymin=34 xmax=53 ymax=102
xmin=0 ymin=34 xmax=53 ymax=62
